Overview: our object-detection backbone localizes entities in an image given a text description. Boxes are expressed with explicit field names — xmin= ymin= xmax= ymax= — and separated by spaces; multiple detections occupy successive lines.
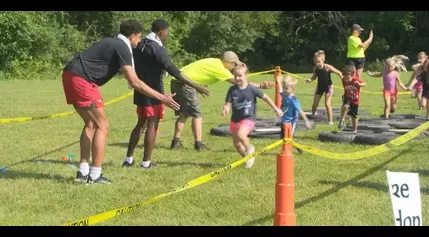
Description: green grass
xmin=0 ymin=71 xmax=428 ymax=226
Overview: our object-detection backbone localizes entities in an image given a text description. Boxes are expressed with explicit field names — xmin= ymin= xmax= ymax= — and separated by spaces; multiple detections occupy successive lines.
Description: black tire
xmin=387 ymin=129 xmax=429 ymax=139
xmin=353 ymin=132 xmax=400 ymax=145
xmin=380 ymin=114 xmax=424 ymax=120
xmin=318 ymin=131 xmax=373 ymax=143
xmin=345 ymin=123 xmax=392 ymax=133
xmin=312 ymin=107 xmax=371 ymax=116
xmin=388 ymin=121 xmax=424 ymax=129
xmin=357 ymin=118 xmax=419 ymax=125
xmin=210 ymin=126 xmax=232 ymax=137
xmin=248 ymin=132 xmax=282 ymax=139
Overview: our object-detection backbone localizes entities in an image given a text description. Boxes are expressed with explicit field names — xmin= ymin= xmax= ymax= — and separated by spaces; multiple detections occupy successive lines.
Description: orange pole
xmin=274 ymin=123 xmax=296 ymax=226
xmin=274 ymin=66 xmax=282 ymax=109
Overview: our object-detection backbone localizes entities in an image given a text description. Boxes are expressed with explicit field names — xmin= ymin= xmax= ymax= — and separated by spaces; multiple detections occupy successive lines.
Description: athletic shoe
xmin=74 ymin=171 xmax=88 ymax=183
xmin=141 ymin=162 xmax=158 ymax=168
xmin=87 ymin=174 xmax=111 ymax=184
xmin=122 ymin=160 xmax=134 ymax=168
xmin=194 ymin=141 xmax=208 ymax=152
xmin=337 ymin=121 xmax=345 ymax=129
xmin=327 ymin=121 xmax=334 ymax=126
xmin=244 ymin=145 xmax=256 ymax=168
xmin=170 ymin=138 xmax=184 ymax=150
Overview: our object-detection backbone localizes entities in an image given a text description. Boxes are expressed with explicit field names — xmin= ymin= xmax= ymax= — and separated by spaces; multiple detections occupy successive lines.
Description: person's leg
xmin=171 ymin=114 xmax=187 ymax=149
xmin=123 ymin=108 xmax=147 ymax=167
xmin=325 ymin=85 xmax=334 ymax=125
xmin=349 ymin=104 xmax=359 ymax=132
xmin=311 ymin=92 xmax=322 ymax=116
xmin=338 ymin=97 xmax=348 ymax=129
xmin=230 ymin=122 xmax=247 ymax=157
xmin=418 ymin=91 xmax=423 ymax=110
xmin=355 ymin=58 xmax=365 ymax=79
xmin=62 ymin=71 xmax=110 ymax=184
xmin=235 ymin=120 xmax=255 ymax=168
xmin=141 ymin=116 xmax=160 ymax=168
xmin=383 ymin=91 xmax=391 ymax=119
xmin=170 ymin=80 xmax=186 ymax=149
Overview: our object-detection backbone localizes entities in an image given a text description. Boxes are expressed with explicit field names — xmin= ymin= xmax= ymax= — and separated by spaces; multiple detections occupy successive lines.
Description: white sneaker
xmin=327 ymin=121 xmax=334 ymax=125
xmin=244 ymin=144 xmax=256 ymax=168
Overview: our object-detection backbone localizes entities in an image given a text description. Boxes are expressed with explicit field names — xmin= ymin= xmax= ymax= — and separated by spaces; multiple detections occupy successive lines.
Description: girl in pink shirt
xmin=367 ymin=55 xmax=408 ymax=119
xmin=407 ymin=52 xmax=428 ymax=110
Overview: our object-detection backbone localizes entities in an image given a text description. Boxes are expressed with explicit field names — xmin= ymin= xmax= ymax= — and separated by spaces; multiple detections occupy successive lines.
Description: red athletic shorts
xmin=383 ymin=88 xmax=398 ymax=100
xmin=137 ymin=104 xmax=165 ymax=119
xmin=62 ymin=70 xmax=104 ymax=108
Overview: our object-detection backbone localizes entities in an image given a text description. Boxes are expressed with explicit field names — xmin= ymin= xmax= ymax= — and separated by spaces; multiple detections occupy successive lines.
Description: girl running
xmin=222 ymin=64 xmax=283 ymax=168
xmin=306 ymin=50 xmax=343 ymax=125
xmin=408 ymin=58 xmax=429 ymax=120
xmin=367 ymin=55 xmax=409 ymax=119
xmin=407 ymin=52 xmax=428 ymax=110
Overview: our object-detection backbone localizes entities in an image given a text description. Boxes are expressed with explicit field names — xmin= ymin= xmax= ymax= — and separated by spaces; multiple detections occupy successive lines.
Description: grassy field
xmin=0 ymin=70 xmax=428 ymax=226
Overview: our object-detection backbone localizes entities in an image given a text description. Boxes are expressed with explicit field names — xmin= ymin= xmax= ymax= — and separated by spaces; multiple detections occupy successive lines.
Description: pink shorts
xmin=383 ymin=88 xmax=398 ymax=100
xmin=229 ymin=119 xmax=255 ymax=134
xmin=414 ymin=81 xmax=423 ymax=92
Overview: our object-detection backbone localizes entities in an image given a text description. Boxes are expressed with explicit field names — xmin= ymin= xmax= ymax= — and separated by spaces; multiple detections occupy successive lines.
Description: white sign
xmin=386 ymin=170 xmax=422 ymax=226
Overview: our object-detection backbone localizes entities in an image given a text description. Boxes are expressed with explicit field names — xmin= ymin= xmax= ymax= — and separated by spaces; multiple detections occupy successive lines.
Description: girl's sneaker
xmin=327 ymin=121 xmax=334 ymax=126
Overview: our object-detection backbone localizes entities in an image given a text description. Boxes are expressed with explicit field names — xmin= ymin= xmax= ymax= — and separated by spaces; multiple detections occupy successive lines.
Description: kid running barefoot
xmin=338 ymin=66 xmax=366 ymax=132
xmin=222 ymin=64 xmax=283 ymax=168
xmin=407 ymin=52 xmax=428 ymax=110
xmin=367 ymin=55 xmax=409 ymax=119
xmin=408 ymin=58 xmax=429 ymax=120
xmin=306 ymin=50 xmax=343 ymax=125
xmin=275 ymin=74 xmax=312 ymax=154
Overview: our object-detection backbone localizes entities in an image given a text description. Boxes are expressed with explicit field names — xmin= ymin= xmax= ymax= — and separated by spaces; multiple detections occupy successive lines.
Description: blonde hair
xmin=385 ymin=55 xmax=408 ymax=72
xmin=313 ymin=50 xmax=325 ymax=61
xmin=417 ymin=51 xmax=428 ymax=59
xmin=281 ymin=74 xmax=298 ymax=89
xmin=413 ymin=52 xmax=428 ymax=70
xmin=232 ymin=63 xmax=248 ymax=75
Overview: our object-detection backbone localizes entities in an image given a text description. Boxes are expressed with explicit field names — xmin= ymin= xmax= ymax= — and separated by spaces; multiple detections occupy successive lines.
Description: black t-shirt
xmin=63 ymin=37 xmax=133 ymax=86
xmin=133 ymin=39 xmax=182 ymax=106
xmin=225 ymin=84 xmax=264 ymax=123
xmin=315 ymin=66 xmax=332 ymax=88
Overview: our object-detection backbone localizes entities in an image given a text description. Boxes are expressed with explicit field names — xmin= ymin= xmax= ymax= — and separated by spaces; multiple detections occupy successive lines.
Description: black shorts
xmin=422 ymin=89 xmax=429 ymax=100
xmin=315 ymin=84 xmax=333 ymax=96
xmin=347 ymin=57 xmax=365 ymax=70
xmin=342 ymin=96 xmax=359 ymax=119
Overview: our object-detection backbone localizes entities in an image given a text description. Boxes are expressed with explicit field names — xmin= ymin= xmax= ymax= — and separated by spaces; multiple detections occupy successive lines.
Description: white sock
xmin=79 ymin=163 xmax=89 ymax=176
xmin=125 ymin=157 xmax=133 ymax=164
xmin=90 ymin=167 xmax=102 ymax=180
xmin=141 ymin=161 xmax=151 ymax=167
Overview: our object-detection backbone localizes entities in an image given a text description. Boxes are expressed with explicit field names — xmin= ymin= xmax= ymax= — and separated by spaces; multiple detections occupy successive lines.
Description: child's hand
xmin=221 ymin=107 xmax=229 ymax=117
xmin=305 ymin=78 xmax=312 ymax=83
xmin=304 ymin=120 xmax=313 ymax=129
xmin=274 ymin=108 xmax=283 ymax=117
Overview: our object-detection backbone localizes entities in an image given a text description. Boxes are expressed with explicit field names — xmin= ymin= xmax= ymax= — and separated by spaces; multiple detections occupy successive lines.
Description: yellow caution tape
xmin=61 ymin=138 xmax=287 ymax=226
xmin=292 ymin=121 xmax=429 ymax=160
xmin=0 ymin=91 xmax=134 ymax=124
xmin=280 ymin=69 xmax=411 ymax=95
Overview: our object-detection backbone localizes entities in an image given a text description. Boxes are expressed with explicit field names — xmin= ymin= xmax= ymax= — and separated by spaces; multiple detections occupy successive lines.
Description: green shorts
xmin=170 ymin=80 xmax=202 ymax=118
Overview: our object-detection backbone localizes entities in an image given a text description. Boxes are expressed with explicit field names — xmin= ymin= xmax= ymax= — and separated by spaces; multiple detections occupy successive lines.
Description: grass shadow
xmin=109 ymin=142 xmax=172 ymax=150
xmin=0 ymin=170 xmax=73 ymax=183
xmin=241 ymin=147 xmax=411 ymax=226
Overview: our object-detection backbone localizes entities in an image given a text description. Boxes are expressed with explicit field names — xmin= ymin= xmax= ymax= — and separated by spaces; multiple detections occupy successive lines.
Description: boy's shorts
xmin=383 ymin=88 xmax=398 ymax=100
xmin=229 ymin=119 xmax=255 ymax=134
xmin=342 ymin=96 xmax=359 ymax=119
xmin=136 ymin=104 xmax=165 ymax=119
xmin=280 ymin=122 xmax=297 ymax=139
xmin=62 ymin=70 xmax=104 ymax=108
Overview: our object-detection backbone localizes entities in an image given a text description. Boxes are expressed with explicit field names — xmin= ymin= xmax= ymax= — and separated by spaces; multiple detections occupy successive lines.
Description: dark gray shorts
xmin=170 ymin=80 xmax=202 ymax=118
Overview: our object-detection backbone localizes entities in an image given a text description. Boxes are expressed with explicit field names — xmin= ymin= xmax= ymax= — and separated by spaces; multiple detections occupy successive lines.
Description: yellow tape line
xmin=61 ymin=139 xmax=286 ymax=226
xmin=292 ymin=121 xmax=429 ymax=160
xmin=0 ymin=91 xmax=134 ymax=124
xmin=280 ymin=70 xmax=411 ymax=95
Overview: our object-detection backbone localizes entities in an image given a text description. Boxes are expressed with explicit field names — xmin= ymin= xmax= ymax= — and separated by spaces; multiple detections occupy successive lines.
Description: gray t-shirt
xmin=225 ymin=84 xmax=264 ymax=123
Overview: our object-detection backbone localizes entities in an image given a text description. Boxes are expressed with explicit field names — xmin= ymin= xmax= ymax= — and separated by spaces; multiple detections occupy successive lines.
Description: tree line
xmin=1 ymin=11 xmax=428 ymax=80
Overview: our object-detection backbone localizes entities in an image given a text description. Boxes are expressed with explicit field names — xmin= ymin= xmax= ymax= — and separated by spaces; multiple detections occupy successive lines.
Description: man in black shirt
xmin=62 ymin=19 xmax=180 ymax=184
xmin=122 ymin=19 xmax=211 ymax=168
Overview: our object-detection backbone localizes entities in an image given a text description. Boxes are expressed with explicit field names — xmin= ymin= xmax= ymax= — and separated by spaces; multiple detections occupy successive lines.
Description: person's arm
xmin=407 ymin=71 xmax=417 ymax=86
xmin=306 ymin=66 xmax=317 ymax=83
xmin=354 ymin=80 xmax=366 ymax=87
xmin=121 ymin=65 xmax=179 ymax=110
xmin=221 ymin=87 xmax=233 ymax=117
xmin=352 ymin=30 xmax=373 ymax=50
xmin=225 ymin=78 xmax=271 ymax=89
xmin=155 ymin=48 xmax=211 ymax=97
xmin=325 ymin=64 xmax=343 ymax=79
xmin=261 ymin=94 xmax=283 ymax=117
xmin=292 ymin=99 xmax=312 ymax=129
xmin=395 ymin=72 xmax=408 ymax=90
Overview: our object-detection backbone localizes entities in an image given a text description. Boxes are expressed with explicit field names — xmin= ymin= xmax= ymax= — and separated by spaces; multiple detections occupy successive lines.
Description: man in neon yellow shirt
xmin=347 ymin=24 xmax=373 ymax=79
xmin=170 ymin=51 xmax=272 ymax=151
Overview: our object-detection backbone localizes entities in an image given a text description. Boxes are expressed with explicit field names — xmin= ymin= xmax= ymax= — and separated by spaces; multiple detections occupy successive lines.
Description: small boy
xmin=338 ymin=65 xmax=366 ymax=132
xmin=275 ymin=74 xmax=312 ymax=153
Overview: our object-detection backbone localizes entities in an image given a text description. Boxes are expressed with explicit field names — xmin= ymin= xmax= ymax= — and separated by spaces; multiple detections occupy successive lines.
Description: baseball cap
xmin=352 ymin=24 xmax=364 ymax=32
xmin=221 ymin=51 xmax=242 ymax=65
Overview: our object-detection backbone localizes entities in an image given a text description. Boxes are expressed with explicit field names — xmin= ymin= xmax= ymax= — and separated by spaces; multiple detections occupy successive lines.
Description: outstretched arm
xmin=306 ymin=66 xmax=317 ymax=83
xmin=221 ymin=102 xmax=231 ymax=117
xmin=396 ymin=73 xmax=408 ymax=90
xmin=226 ymin=78 xmax=272 ymax=89
xmin=326 ymin=64 xmax=343 ymax=79
xmin=367 ymin=71 xmax=383 ymax=78
xmin=262 ymin=94 xmax=283 ymax=117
